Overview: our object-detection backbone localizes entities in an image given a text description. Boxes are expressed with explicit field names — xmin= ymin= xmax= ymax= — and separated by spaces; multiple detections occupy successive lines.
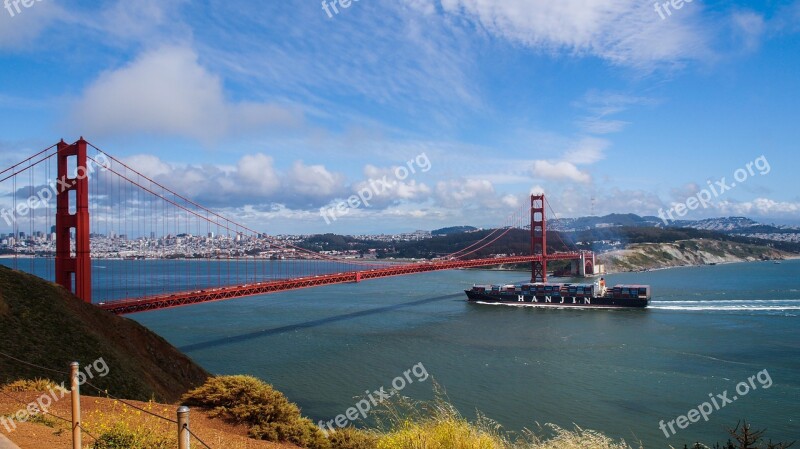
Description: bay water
xmin=3 ymin=258 xmax=798 ymax=446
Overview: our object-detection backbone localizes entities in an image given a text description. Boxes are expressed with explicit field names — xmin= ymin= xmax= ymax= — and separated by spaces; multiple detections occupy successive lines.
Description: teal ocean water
xmin=3 ymin=258 xmax=799 ymax=446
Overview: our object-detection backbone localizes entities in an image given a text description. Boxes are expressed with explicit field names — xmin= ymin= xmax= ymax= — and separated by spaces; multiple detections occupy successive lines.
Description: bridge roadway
xmin=98 ymin=253 xmax=588 ymax=315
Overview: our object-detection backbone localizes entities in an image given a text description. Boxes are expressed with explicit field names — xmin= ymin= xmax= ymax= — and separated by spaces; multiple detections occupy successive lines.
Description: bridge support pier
xmin=582 ymin=251 xmax=595 ymax=277
xmin=570 ymin=252 xmax=596 ymax=277
xmin=55 ymin=138 xmax=92 ymax=303
xmin=531 ymin=194 xmax=546 ymax=283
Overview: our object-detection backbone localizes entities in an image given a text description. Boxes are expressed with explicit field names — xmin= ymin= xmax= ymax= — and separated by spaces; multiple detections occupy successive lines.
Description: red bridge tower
xmin=530 ymin=194 xmax=546 ymax=283
xmin=55 ymin=138 xmax=92 ymax=303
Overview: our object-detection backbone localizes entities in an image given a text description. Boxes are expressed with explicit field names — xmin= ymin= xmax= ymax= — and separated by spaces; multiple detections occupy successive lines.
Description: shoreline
xmin=599 ymin=255 xmax=800 ymax=276
xmin=464 ymin=256 xmax=799 ymax=278
xmin=3 ymin=254 xmax=798 ymax=273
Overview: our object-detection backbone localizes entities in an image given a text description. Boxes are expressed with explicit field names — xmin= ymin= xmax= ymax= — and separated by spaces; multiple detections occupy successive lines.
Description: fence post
xmin=177 ymin=406 xmax=190 ymax=449
xmin=70 ymin=362 xmax=81 ymax=449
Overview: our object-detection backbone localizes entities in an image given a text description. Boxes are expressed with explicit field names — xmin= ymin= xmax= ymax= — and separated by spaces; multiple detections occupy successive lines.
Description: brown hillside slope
xmin=0 ymin=391 xmax=295 ymax=449
xmin=0 ymin=264 xmax=208 ymax=402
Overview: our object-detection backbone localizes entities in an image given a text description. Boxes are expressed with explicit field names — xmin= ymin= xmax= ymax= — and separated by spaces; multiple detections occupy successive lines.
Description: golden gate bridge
xmin=0 ymin=138 xmax=596 ymax=315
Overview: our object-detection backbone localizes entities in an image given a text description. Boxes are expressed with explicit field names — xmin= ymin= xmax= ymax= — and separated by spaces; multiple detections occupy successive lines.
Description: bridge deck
xmin=98 ymin=253 xmax=587 ymax=315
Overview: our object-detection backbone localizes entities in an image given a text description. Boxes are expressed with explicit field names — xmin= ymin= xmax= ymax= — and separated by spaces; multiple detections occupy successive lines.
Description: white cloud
xmin=436 ymin=0 xmax=709 ymax=69
xmin=771 ymin=1 xmax=800 ymax=34
xmin=537 ymin=186 xmax=664 ymax=217
xmin=531 ymin=160 xmax=591 ymax=184
xmin=73 ymin=46 xmax=300 ymax=142
xmin=730 ymin=10 xmax=767 ymax=52
xmin=0 ymin=0 xmax=67 ymax=50
xmin=237 ymin=154 xmax=281 ymax=194
xmin=196 ymin=1 xmax=480 ymax=129
xmin=118 ymin=153 xmax=344 ymax=209
xmin=122 ymin=155 xmax=173 ymax=179
xmin=0 ymin=0 xmax=193 ymax=51
xmin=574 ymin=90 xmax=657 ymax=134
xmin=403 ymin=0 xmax=438 ymax=15
xmin=501 ymin=194 xmax=520 ymax=209
xmin=434 ymin=178 xmax=512 ymax=209
xmin=285 ymin=161 xmax=347 ymax=199
xmin=530 ymin=185 xmax=546 ymax=196
xmin=524 ymin=92 xmax=643 ymax=187
xmin=578 ymin=119 xmax=630 ymax=135
xmin=95 ymin=0 xmax=190 ymax=43
xmin=349 ymin=165 xmax=433 ymax=206
xmin=563 ymin=137 xmax=609 ymax=165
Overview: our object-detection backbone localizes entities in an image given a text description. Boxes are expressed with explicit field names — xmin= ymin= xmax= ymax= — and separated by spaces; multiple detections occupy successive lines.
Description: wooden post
xmin=70 ymin=362 xmax=81 ymax=449
xmin=177 ymin=406 xmax=190 ymax=449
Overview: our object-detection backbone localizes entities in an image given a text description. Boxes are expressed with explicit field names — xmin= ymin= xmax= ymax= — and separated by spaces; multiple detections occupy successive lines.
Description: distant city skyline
xmin=1 ymin=0 xmax=798 ymax=234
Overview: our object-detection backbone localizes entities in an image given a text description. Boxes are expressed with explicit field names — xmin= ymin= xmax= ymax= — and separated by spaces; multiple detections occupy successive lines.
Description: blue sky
xmin=0 ymin=0 xmax=799 ymax=234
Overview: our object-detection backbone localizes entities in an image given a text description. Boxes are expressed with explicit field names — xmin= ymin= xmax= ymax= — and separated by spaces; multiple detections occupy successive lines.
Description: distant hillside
xmin=297 ymin=224 xmax=800 ymax=264
xmin=432 ymin=226 xmax=478 ymax=236
xmin=551 ymin=214 xmax=800 ymax=237
xmin=669 ymin=216 xmax=761 ymax=231
xmin=600 ymin=239 xmax=793 ymax=272
xmin=550 ymin=214 xmax=661 ymax=231
xmin=0 ymin=265 xmax=209 ymax=402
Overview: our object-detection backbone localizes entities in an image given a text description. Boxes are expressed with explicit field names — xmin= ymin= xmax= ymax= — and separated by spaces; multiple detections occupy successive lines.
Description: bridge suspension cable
xmin=0 ymin=138 xmax=594 ymax=312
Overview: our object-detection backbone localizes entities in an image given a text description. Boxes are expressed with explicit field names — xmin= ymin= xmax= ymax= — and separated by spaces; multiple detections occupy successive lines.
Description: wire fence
xmin=0 ymin=350 xmax=214 ymax=449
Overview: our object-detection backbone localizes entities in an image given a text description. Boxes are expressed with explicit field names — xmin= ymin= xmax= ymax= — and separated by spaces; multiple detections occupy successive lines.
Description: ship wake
xmin=649 ymin=299 xmax=800 ymax=312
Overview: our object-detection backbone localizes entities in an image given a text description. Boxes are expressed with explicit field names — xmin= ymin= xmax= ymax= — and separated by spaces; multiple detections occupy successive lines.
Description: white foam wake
xmin=649 ymin=299 xmax=800 ymax=312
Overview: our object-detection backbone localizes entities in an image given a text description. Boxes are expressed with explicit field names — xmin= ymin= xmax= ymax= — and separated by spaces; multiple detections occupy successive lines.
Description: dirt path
xmin=0 ymin=391 xmax=298 ymax=449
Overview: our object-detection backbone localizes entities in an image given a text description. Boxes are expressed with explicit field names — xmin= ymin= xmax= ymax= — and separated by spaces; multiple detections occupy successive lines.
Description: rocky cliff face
xmin=598 ymin=239 xmax=791 ymax=273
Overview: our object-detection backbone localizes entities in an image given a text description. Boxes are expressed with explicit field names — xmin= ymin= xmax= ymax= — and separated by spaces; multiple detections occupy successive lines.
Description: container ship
xmin=465 ymin=278 xmax=650 ymax=308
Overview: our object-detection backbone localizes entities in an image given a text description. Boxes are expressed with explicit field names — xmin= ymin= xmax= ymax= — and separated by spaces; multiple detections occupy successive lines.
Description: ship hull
xmin=464 ymin=290 xmax=648 ymax=308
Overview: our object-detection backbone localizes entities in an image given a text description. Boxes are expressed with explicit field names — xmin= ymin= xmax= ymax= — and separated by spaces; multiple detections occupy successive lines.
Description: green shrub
xmin=182 ymin=375 xmax=330 ymax=449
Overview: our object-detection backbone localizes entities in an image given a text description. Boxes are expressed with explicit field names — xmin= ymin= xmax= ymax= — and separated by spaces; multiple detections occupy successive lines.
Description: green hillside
xmin=0 ymin=265 xmax=209 ymax=402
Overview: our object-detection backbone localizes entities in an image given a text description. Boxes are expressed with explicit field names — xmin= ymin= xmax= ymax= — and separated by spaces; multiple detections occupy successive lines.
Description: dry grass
xmin=1 ymin=378 xmax=68 ymax=394
xmin=180 ymin=377 xmax=641 ymax=449
xmin=0 ymin=388 xmax=297 ymax=449
xmin=371 ymin=388 xmax=640 ymax=449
